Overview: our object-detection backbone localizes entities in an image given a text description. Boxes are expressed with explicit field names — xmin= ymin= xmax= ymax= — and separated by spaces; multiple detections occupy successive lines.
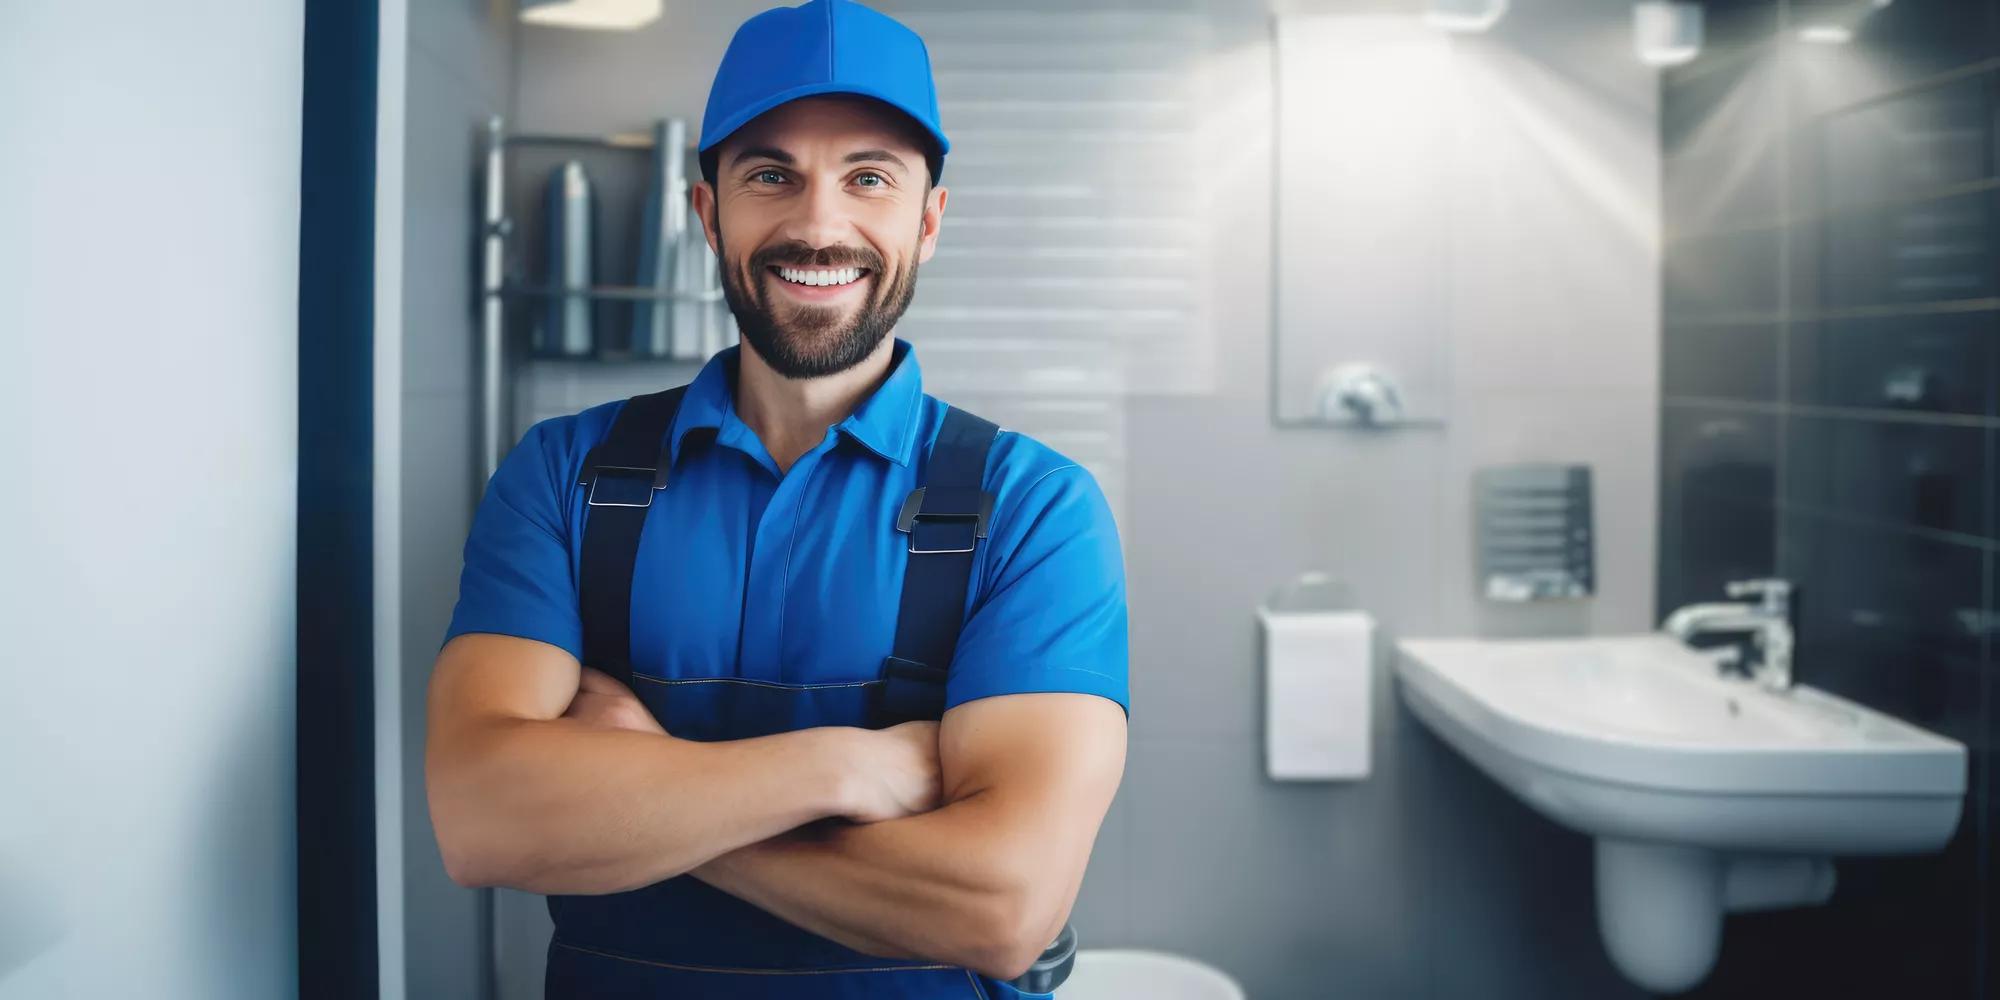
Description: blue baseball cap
xmin=699 ymin=0 xmax=949 ymax=170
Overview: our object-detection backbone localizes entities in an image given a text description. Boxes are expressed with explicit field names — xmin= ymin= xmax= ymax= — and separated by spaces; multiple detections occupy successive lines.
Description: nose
xmin=782 ymin=176 xmax=856 ymax=261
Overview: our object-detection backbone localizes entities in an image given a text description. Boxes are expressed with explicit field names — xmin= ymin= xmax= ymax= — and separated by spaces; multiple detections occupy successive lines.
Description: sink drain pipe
xmin=1594 ymin=838 xmax=1836 ymax=994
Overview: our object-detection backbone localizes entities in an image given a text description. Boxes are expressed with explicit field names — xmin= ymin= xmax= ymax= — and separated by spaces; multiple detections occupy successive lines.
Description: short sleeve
xmin=943 ymin=464 xmax=1130 ymax=718
xmin=440 ymin=417 xmax=584 ymax=660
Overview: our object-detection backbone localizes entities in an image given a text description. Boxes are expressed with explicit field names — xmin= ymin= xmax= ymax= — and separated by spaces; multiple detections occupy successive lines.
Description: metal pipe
xmin=480 ymin=115 xmax=507 ymax=486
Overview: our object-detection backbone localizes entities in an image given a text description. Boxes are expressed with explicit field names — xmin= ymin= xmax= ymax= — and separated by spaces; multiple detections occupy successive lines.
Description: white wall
xmin=0 ymin=3 xmax=303 ymax=996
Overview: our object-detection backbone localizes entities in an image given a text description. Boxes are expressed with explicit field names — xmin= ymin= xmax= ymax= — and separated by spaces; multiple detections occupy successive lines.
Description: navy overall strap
xmin=576 ymin=385 xmax=689 ymax=689
xmin=875 ymin=405 xmax=999 ymax=727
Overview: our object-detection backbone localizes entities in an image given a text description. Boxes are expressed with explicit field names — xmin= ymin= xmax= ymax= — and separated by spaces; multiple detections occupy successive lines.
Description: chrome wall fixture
xmin=1311 ymin=364 xmax=1407 ymax=428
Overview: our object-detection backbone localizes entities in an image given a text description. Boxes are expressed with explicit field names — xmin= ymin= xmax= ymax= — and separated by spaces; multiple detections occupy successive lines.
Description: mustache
xmin=750 ymin=241 xmax=881 ymax=272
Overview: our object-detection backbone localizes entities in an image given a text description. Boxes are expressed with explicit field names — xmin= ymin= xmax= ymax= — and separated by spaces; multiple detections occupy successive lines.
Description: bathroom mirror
xmin=1269 ymin=13 xmax=1451 ymax=428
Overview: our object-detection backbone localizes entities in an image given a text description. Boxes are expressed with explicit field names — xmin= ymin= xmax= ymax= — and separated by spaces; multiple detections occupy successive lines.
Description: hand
xmin=835 ymin=720 xmax=942 ymax=824
xmin=562 ymin=667 xmax=668 ymax=737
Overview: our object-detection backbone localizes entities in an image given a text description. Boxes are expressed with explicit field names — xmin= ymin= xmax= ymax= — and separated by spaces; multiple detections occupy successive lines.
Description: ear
xmin=691 ymin=180 xmax=720 ymax=257
xmin=915 ymin=184 xmax=947 ymax=265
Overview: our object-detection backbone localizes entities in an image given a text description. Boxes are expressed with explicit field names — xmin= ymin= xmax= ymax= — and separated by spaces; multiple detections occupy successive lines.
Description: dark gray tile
xmin=1660 ymin=407 xmax=1778 ymax=613
xmin=1812 ymin=75 xmax=1990 ymax=215
xmin=1662 ymin=323 xmax=1779 ymax=402
xmin=1689 ymin=821 xmax=1984 ymax=998
xmin=1788 ymin=313 xmax=1998 ymax=417
xmin=1799 ymin=190 xmax=1998 ymax=311
xmin=1985 ymin=548 xmax=1997 ymax=1000
xmin=1665 ymin=227 xmax=1782 ymax=319
xmin=1785 ymin=512 xmax=1986 ymax=673
xmin=1786 ymin=415 xmax=1988 ymax=537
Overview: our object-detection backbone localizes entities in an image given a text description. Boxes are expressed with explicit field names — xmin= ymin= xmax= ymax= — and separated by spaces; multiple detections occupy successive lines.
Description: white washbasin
xmin=1395 ymin=633 xmax=1966 ymax=993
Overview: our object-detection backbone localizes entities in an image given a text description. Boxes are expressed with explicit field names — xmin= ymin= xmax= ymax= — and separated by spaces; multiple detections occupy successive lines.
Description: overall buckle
xmin=580 ymin=461 xmax=669 ymax=508
xmin=895 ymin=487 xmax=993 ymax=554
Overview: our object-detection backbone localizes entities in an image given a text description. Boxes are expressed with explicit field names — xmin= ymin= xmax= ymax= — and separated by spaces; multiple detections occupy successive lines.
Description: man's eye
xmin=855 ymin=172 xmax=885 ymax=187
xmin=753 ymin=169 xmax=785 ymax=184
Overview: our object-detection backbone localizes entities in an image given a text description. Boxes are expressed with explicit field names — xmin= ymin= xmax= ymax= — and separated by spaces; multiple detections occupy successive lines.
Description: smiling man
xmin=422 ymin=2 xmax=1130 ymax=998
xmin=705 ymin=93 xmax=932 ymax=384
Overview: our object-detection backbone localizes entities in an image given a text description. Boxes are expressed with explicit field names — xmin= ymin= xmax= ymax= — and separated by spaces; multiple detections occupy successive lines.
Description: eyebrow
xmin=728 ymin=145 xmax=909 ymax=173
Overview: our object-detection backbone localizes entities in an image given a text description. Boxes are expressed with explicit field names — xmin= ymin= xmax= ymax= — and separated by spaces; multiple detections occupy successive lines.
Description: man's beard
xmin=714 ymin=220 xmax=920 ymax=380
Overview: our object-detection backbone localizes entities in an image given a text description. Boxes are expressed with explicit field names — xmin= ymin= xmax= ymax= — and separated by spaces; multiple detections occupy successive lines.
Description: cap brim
xmin=698 ymin=80 xmax=950 ymax=160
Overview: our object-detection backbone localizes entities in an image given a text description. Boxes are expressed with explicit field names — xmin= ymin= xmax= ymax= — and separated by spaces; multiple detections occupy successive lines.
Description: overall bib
xmin=540 ymin=384 xmax=1064 ymax=1000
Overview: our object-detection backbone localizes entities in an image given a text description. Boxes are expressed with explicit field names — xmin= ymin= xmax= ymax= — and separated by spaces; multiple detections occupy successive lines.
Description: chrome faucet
xmin=1661 ymin=578 xmax=1795 ymax=691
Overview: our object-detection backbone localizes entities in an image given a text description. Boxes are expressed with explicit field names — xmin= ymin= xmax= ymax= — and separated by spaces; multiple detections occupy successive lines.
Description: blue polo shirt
xmin=443 ymin=337 xmax=1129 ymax=719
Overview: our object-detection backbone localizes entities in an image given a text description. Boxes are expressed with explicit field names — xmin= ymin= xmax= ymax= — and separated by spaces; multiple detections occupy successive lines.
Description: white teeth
xmin=777 ymin=266 xmax=863 ymax=287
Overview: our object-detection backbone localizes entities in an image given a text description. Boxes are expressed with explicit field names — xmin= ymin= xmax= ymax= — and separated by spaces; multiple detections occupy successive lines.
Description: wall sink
xmin=1394 ymin=634 xmax=1965 ymax=994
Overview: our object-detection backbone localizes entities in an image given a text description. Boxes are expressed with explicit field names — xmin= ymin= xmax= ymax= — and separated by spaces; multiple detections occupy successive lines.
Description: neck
xmin=733 ymin=335 xmax=897 ymax=474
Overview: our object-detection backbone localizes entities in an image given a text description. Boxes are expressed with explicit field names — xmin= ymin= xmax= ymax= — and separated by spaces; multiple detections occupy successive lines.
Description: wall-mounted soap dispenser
xmin=1257 ymin=572 xmax=1374 ymax=781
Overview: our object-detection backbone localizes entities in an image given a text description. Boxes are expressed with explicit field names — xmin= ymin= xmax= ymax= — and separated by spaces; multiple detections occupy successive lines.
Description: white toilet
xmin=1055 ymin=949 xmax=1246 ymax=999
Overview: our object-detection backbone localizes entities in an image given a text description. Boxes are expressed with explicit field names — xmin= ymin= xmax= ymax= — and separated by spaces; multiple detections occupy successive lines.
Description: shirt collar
xmin=669 ymin=337 xmax=926 ymax=468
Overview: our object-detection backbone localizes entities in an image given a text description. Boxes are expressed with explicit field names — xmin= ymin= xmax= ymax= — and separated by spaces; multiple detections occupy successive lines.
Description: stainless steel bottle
xmin=540 ymin=159 xmax=595 ymax=357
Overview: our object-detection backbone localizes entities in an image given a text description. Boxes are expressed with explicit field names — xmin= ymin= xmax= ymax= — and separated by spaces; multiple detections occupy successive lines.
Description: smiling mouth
xmin=767 ymin=264 xmax=872 ymax=288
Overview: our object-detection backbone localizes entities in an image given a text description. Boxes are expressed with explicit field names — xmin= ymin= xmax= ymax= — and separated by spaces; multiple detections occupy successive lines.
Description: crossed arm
xmin=427 ymin=634 xmax=1127 ymax=982
xmin=427 ymin=632 xmax=1125 ymax=983
xmin=690 ymin=691 xmax=1128 ymax=982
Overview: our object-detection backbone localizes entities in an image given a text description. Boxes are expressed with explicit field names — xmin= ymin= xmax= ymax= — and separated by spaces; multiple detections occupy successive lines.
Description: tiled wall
xmin=1659 ymin=1 xmax=1998 ymax=995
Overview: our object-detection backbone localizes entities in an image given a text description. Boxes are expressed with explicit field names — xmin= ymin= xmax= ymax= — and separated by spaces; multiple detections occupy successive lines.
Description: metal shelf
xmin=479 ymin=114 xmax=730 ymax=484
xmin=503 ymin=130 xmax=662 ymax=151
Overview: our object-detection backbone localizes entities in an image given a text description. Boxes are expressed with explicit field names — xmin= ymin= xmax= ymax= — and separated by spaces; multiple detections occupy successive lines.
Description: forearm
xmin=430 ymin=716 xmax=850 ymax=896
xmin=689 ymin=790 xmax=1037 ymax=980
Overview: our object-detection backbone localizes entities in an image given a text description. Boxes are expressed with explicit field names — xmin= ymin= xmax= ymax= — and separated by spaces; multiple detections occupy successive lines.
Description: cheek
xmin=714 ymin=206 xmax=777 ymax=262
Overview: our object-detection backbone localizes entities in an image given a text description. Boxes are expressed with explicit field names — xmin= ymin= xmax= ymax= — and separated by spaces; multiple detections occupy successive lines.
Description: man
xmin=424 ymin=1 xmax=1130 ymax=997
